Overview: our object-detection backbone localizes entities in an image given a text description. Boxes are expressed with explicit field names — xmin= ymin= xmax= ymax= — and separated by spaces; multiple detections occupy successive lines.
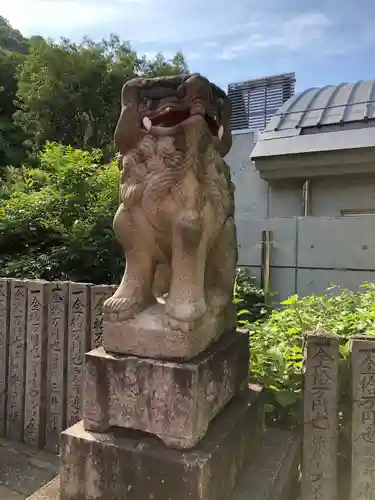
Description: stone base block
xmin=83 ymin=330 xmax=249 ymax=449
xmin=103 ymin=301 xmax=237 ymax=359
xmin=29 ymin=427 xmax=301 ymax=500
xmin=61 ymin=387 xmax=264 ymax=500
xmin=232 ymin=428 xmax=301 ymax=500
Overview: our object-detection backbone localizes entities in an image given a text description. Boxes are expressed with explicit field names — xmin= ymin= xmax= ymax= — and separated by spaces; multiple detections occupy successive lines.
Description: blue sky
xmin=2 ymin=0 xmax=373 ymax=92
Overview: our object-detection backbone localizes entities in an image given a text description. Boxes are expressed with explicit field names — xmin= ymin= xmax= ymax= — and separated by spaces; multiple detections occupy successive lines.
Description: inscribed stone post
xmin=90 ymin=285 xmax=116 ymax=349
xmin=302 ymin=330 xmax=339 ymax=500
xmin=24 ymin=280 xmax=48 ymax=447
xmin=66 ymin=282 xmax=89 ymax=428
xmin=350 ymin=336 xmax=375 ymax=500
xmin=46 ymin=281 xmax=68 ymax=453
xmin=0 ymin=278 xmax=9 ymax=435
xmin=6 ymin=279 xmax=27 ymax=440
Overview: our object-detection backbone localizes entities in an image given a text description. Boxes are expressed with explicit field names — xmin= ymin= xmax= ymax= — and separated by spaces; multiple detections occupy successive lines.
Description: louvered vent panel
xmin=228 ymin=73 xmax=296 ymax=132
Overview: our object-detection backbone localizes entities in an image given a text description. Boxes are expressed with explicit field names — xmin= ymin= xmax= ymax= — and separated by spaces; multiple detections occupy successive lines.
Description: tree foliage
xmin=0 ymin=20 xmax=189 ymax=280
xmin=0 ymin=142 xmax=121 ymax=283
xmin=0 ymin=17 xmax=29 ymax=173
xmin=0 ymin=16 xmax=28 ymax=54
xmin=0 ymin=19 xmax=188 ymax=169
xmin=14 ymin=34 xmax=188 ymax=153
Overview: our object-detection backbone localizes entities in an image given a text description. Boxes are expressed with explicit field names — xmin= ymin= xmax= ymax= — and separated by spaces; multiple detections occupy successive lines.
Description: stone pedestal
xmin=83 ymin=330 xmax=248 ymax=448
xmin=103 ymin=302 xmax=237 ymax=360
xmin=60 ymin=388 xmax=264 ymax=500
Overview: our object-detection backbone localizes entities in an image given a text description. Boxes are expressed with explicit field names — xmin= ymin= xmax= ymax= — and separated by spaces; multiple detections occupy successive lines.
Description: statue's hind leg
xmin=205 ymin=216 xmax=237 ymax=315
xmin=104 ymin=204 xmax=156 ymax=320
xmin=165 ymin=210 xmax=207 ymax=323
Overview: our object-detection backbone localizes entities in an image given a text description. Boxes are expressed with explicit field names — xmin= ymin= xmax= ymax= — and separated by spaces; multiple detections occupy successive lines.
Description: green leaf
xmin=274 ymin=390 xmax=299 ymax=408
xmin=280 ymin=295 xmax=299 ymax=305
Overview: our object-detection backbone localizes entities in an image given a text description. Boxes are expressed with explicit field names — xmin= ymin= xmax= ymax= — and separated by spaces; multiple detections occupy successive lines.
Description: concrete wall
xmin=268 ymin=176 xmax=375 ymax=217
xmin=310 ymin=176 xmax=375 ymax=216
xmin=226 ymin=132 xmax=375 ymax=300
xmin=236 ymin=216 xmax=375 ymax=302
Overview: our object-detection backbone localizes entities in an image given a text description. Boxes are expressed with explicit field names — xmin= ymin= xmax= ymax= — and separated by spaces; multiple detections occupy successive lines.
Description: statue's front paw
xmin=163 ymin=315 xmax=195 ymax=334
xmin=165 ymin=299 xmax=206 ymax=323
xmin=103 ymin=295 xmax=154 ymax=322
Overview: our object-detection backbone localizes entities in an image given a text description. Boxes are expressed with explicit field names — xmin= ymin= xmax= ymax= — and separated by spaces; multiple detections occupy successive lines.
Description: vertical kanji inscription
xmin=302 ymin=330 xmax=339 ymax=500
xmin=90 ymin=285 xmax=116 ymax=349
xmin=67 ymin=283 xmax=89 ymax=427
xmin=24 ymin=281 xmax=47 ymax=447
xmin=0 ymin=278 xmax=9 ymax=435
xmin=351 ymin=337 xmax=375 ymax=500
xmin=6 ymin=280 xmax=27 ymax=440
xmin=46 ymin=281 xmax=68 ymax=452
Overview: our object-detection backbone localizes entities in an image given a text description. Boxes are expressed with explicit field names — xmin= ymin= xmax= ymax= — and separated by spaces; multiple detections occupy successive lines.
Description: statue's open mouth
xmin=141 ymin=107 xmax=223 ymax=139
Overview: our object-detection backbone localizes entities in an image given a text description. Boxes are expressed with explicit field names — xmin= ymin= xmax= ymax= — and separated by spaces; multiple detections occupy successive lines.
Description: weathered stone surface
xmin=232 ymin=428 xmax=301 ymax=500
xmin=84 ymin=330 xmax=248 ymax=448
xmin=103 ymin=74 xmax=237 ymax=359
xmin=302 ymin=330 xmax=339 ymax=500
xmin=26 ymin=477 xmax=60 ymax=500
xmin=66 ymin=283 xmax=89 ymax=428
xmin=26 ymin=429 xmax=301 ymax=500
xmin=61 ymin=387 xmax=264 ymax=500
xmin=0 ymin=435 xmax=58 ymax=497
xmin=46 ymin=282 xmax=68 ymax=453
xmin=0 ymin=278 xmax=10 ymax=436
xmin=350 ymin=336 xmax=375 ymax=500
xmin=7 ymin=279 xmax=27 ymax=441
xmin=103 ymin=301 xmax=237 ymax=360
xmin=90 ymin=285 xmax=116 ymax=349
xmin=24 ymin=281 xmax=48 ymax=448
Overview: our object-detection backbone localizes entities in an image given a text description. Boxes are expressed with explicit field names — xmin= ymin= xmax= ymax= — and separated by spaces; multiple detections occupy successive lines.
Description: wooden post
xmin=261 ymin=230 xmax=272 ymax=305
xmin=302 ymin=329 xmax=339 ymax=500
xmin=350 ymin=336 xmax=375 ymax=500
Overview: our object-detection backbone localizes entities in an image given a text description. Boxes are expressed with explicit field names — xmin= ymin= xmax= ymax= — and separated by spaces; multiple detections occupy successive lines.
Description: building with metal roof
xmin=251 ymin=79 xmax=375 ymax=183
xmin=225 ymin=78 xmax=375 ymax=302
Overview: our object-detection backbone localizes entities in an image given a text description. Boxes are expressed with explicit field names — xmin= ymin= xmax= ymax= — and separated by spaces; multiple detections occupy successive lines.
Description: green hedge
xmin=243 ymin=283 xmax=375 ymax=426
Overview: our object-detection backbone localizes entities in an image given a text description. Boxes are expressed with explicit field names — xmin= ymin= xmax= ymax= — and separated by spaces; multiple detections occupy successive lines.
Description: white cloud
xmin=2 ymin=0 xmax=121 ymax=35
xmin=217 ymin=12 xmax=333 ymax=60
xmin=1 ymin=0 xmax=372 ymax=65
xmin=1 ymin=0 xmax=262 ymax=44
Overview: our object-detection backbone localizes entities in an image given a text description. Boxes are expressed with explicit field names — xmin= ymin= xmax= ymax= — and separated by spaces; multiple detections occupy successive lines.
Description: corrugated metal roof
xmin=228 ymin=73 xmax=295 ymax=132
xmin=266 ymin=79 xmax=375 ymax=132
xmin=251 ymin=79 xmax=375 ymax=161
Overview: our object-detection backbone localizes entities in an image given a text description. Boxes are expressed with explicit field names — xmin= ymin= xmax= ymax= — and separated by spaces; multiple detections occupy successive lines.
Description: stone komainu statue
xmin=103 ymin=73 xmax=237 ymax=357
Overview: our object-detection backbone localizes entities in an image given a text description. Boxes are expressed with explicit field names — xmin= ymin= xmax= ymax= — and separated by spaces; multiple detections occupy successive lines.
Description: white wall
xmin=225 ymin=132 xmax=269 ymax=218
xmin=268 ymin=184 xmax=303 ymax=217
xmin=310 ymin=176 xmax=375 ymax=216
xmin=227 ymin=131 xmax=375 ymax=219
xmin=226 ymin=131 xmax=304 ymax=218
